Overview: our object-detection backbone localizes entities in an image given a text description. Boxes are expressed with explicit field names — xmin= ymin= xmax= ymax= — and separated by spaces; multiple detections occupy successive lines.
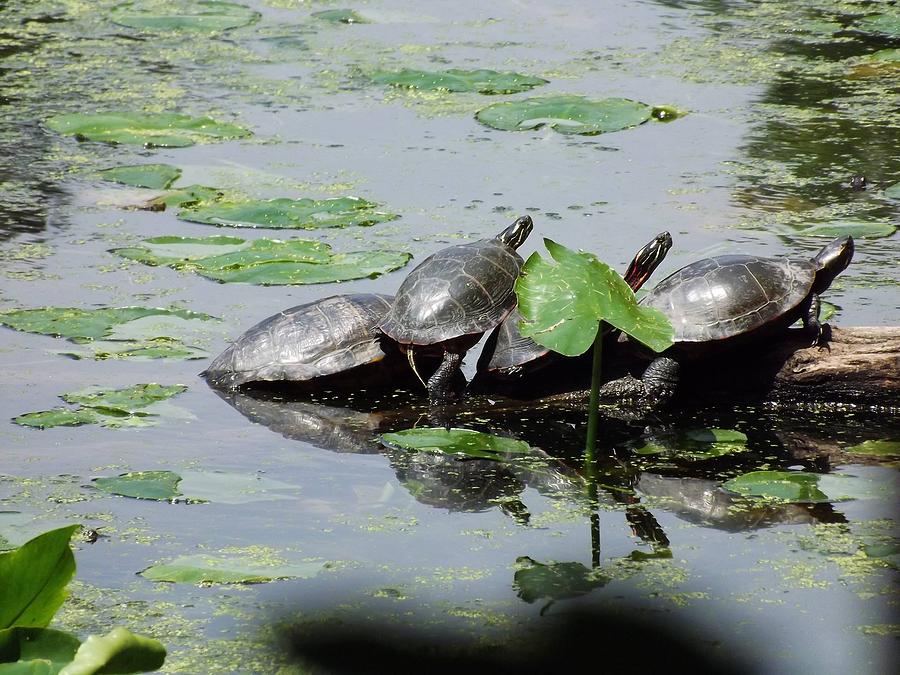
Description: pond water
xmin=1 ymin=1 xmax=898 ymax=673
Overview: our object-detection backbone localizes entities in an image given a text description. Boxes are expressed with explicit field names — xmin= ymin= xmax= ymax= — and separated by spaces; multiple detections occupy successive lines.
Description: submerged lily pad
xmin=140 ymin=554 xmax=324 ymax=584
xmin=46 ymin=112 xmax=251 ymax=147
xmin=514 ymin=556 xmax=608 ymax=604
xmin=371 ymin=69 xmax=548 ymax=95
xmin=884 ymin=182 xmax=900 ymax=199
xmin=797 ymin=220 xmax=896 ymax=239
xmin=475 ymin=95 xmax=655 ymax=135
xmin=380 ymin=428 xmax=533 ymax=460
xmin=722 ymin=471 xmax=849 ymax=503
xmin=111 ymin=235 xmax=411 ymax=285
xmin=312 ymin=9 xmax=368 ymax=24
xmin=98 ymin=163 xmax=181 ymax=190
xmin=179 ymin=196 xmax=398 ymax=229
xmin=110 ymin=1 xmax=260 ymax=32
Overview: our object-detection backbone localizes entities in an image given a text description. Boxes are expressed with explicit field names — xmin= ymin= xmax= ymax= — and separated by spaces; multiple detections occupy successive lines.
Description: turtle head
xmin=497 ymin=215 xmax=533 ymax=249
xmin=623 ymin=231 xmax=672 ymax=292
xmin=812 ymin=234 xmax=853 ymax=294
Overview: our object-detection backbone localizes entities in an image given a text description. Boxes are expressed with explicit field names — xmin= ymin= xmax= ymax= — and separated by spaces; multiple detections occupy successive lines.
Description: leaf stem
xmin=585 ymin=322 xmax=604 ymax=455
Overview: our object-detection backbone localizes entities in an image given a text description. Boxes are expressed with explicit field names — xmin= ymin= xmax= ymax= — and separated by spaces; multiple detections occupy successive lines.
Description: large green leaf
xmin=140 ymin=555 xmax=324 ymax=584
xmin=111 ymin=236 xmax=411 ymax=285
xmin=515 ymin=238 xmax=674 ymax=356
xmin=853 ymin=13 xmax=900 ymax=38
xmin=0 ymin=626 xmax=81 ymax=672
xmin=46 ymin=112 xmax=250 ymax=147
xmin=380 ymin=428 xmax=533 ymax=460
xmin=311 ymin=9 xmax=368 ymax=24
xmin=13 ymin=408 xmax=100 ymax=429
xmin=60 ymin=627 xmax=166 ymax=675
xmin=0 ymin=525 xmax=79 ymax=629
xmin=0 ymin=307 xmax=216 ymax=342
xmin=797 ymin=220 xmax=896 ymax=239
xmin=144 ymin=185 xmax=223 ymax=210
xmin=93 ymin=470 xmax=301 ymax=504
xmin=97 ymin=163 xmax=181 ymax=190
xmin=110 ymin=1 xmax=260 ymax=32
xmin=94 ymin=471 xmax=183 ymax=501
xmin=178 ymin=196 xmax=398 ymax=229
xmin=62 ymin=384 xmax=188 ymax=414
xmin=513 ymin=556 xmax=608 ymax=604
xmin=722 ymin=471 xmax=852 ymax=503
xmin=371 ymin=68 xmax=548 ymax=95
xmin=475 ymin=95 xmax=654 ymax=135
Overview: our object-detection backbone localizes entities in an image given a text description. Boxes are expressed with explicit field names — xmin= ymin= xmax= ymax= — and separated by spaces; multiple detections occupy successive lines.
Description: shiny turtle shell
xmin=202 ymin=293 xmax=395 ymax=389
xmin=379 ymin=238 xmax=525 ymax=349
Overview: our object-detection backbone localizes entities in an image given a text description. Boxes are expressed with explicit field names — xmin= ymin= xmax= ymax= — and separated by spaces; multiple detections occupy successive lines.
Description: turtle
xmin=202 ymin=293 xmax=406 ymax=391
xmin=378 ymin=214 xmax=534 ymax=404
xmin=476 ymin=231 xmax=674 ymax=381
xmin=598 ymin=234 xmax=855 ymax=406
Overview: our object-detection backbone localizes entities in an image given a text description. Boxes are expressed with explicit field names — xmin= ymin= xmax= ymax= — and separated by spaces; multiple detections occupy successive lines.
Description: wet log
xmin=567 ymin=326 xmax=900 ymax=408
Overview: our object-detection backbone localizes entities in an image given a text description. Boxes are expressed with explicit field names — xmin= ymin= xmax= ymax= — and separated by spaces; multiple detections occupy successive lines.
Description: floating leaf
xmin=46 ymin=112 xmax=251 ymax=147
xmin=0 ymin=626 xmax=81 ymax=671
xmin=380 ymin=428 xmax=533 ymax=460
xmin=722 ymin=471 xmax=843 ymax=503
xmin=140 ymin=554 xmax=324 ymax=584
xmin=60 ymin=338 xmax=209 ymax=361
xmin=111 ymin=236 xmax=411 ymax=285
xmin=0 ymin=525 xmax=79 ymax=629
xmin=14 ymin=408 xmax=100 ymax=429
xmin=513 ymin=556 xmax=608 ymax=604
xmin=63 ymin=384 xmax=188 ymax=414
xmin=312 ymin=9 xmax=368 ymax=24
xmin=475 ymin=95 xmax=655 ymax=135
xmin=0 ymin=306 xmax=216 ymax=342
xmin=98 ymin=163 xmax=181 ymax=189
xmin=94 ymin=471 xmax=182 ymax=501
xmin=884 ymin=182 xmax=900 ymax=199
xmin=144 ymin=185 xmax=222 ymax=210
xmin=371 ymin=68 xmax=548 ymax=95
xmin=515 ymin=238 xmax=674 ymax=356
xmin=685 ymin=428 xmax=748 ymax=444
xmin=179 ymin=196 xmax=398 ymax=229
xmin=853 ymin=13 xmax=900 ymax=38
xmin=110 ymin=1 xmax=260 ymax=32
xmin=844 ymin=439 xmax=900 ymax=457
xmin=797 ymin=220 xmax=896 ymax=239
xmin=61 ymin=626 xmax=166 ymax=675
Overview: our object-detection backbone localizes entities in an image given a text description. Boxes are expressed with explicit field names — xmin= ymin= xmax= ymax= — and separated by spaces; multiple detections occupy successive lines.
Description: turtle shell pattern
xmin=380 ymin=239 xmax=523 ymax=346
xmin=203 ymin=293 xmax=393 ymax=388
xmin=643 ymin=254 xmax=817 ymax=342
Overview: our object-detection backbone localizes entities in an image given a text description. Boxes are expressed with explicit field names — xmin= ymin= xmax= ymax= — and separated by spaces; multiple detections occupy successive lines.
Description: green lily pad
xmin=144 ymin=185 xmax=222 ymax=210
xmin=513 ymin=556 xmax=608 ymax=604
xmin=844 ymin=439 xmax=900 ymax=457
xmin=60 ymin=338 xmax=209 ymax=361
xmin=14 ymin=408 xmax=101 ymax=429
xmin=884 ymin=182 xmax=900 ymax=199
xmin=0 ymin=306 xmax=216 ymax=342
xmin=140 ymin=554 xmax=325 ymax=584
xmin=311 ymin=9 xmax=368 ymax=24
xmin=110 ymin=1 xmax=260 ymax=32
xmin=722 ymin=471 xmax=852 ymax=503
xmin=685 ymin=428 xmax=748 ymax=443
xmin=853 ymin=13 xmax=900 ymax=38
xmin=46 ymin=112 xmax=251 ymax=147
xmin=63 ymin=383 xmax=188 ymax=413
xmin=475 ymin=95 xmax=655 ymax=135
xmin=0 ymin=525 xmax=79 ymax=629
xmin=178 ymin=196 xmax=398 ymax=229
xmin=866 ymin=49 xmax=900 ymax=63
xmin=98 ymin=163 xmax=182 ymax=190
xmin=0 ymin=626 xmax=81 ymax=671
xmin=797 ymin=220 xmax=896 ymax=239
xmin=111 ymin=236 xmax=411 ymax=285
xmin=515 ymin=238 xmax=674 ymax=356
xmin=64 ymin=626 xmax=167 ymax=674
xmin=94 ymin=471 xmax=182 ymax=501
xmin=371 ymin=69 xmax=548 ymax=95
xmin=380 ymin=428 xmax=533 ymax=460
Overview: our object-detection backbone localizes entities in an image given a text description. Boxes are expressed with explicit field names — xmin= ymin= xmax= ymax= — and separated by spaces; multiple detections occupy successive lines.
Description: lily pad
xmin=0 ymin=626 xmax=81 ymax=671
xmin=110 ymin=1 xmax=260 ymax=32
xmin=63 ymin=383 xmax=188 ymax=413
xmin=140 ymin=554 xmax=325 ymax=584
xmin=515 ymin=238 xmax=674 ymax=356
xmin=866 ymin=49 xmax=900 ymax=63
xmin=513 ymin=556 xmax=608 ymax=604
xmin=380 ymin=428 xmax=533 ymax=460
xmin=884 ymin=182 xmax=900 ymax=199
xmin=0 ymin=306 xmax=216 ymax=342
xmin=0 ymin=525 xmax=79 ymax=629
xmin=111 ymin=235 xmax=411 ymax=285
xmin=144 ymin=185 xmax=222 ymax=210
xmin=60 ymin=338 xmax=209 ymax=361
xmin=14 ymin=408 xmax=101 ymax=429
xmin=46 ymin=112 xmax=251 ymax=147
xmin=93 ymin=469 xmax=302 ymax=504
xmin=63 ymin=626 xmax=167 ymax=674
xmin=797 ymin=220 xmax=896 ymax=239
xmin=722 ymin=471 xmax=849 ymax=503
xmin=94 ymin=471 xmax=182 ymax=501
xmin=475 ymin=95 xmax=655 ymax=135
xmin=685 ymin=428 xmax=748 ymax=443
xmin=178 ymin=196 xmax=398 ymax=229
xmin=312 ymin=9 xmax=368 ymax=24
xmin=98 ymin=163 xmax=181 ymax=190
xmin=853 ymin=13 xmax=900 ymax=38
xmin=844 ymin=439 xmax=900 ymax=457
xmin=371 ymin=69 xmax=548 ymax=95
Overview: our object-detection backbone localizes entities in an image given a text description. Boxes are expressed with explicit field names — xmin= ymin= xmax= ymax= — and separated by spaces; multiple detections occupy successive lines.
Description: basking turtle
xmin=379 ymin=215 xmax=534 ymax=404
xmin=599 ymin=235 xmax=854 ymax=405
xmin=202 ymin=293 xmax=404 ymax=391
xmin=477 ymin=231 xmax=673 ymax=380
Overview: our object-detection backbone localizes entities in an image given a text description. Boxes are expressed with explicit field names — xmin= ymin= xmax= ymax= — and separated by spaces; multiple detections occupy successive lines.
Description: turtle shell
xmin=202 ymin=293 xmax=394 ymax=389
xmin=379 ymin=238 xmax=523 ymax=346
xmin=643 ymin=254 xmax=817 ymax=343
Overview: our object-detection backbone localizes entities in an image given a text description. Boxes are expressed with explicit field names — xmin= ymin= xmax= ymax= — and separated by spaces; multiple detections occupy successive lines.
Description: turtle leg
xmin=597 ymin=356 xmax=680 ymax=407
xmin=427 ymin=350 xmax=463 ymax=404
xmin=802 ymin=294 xmax=823 ymax=347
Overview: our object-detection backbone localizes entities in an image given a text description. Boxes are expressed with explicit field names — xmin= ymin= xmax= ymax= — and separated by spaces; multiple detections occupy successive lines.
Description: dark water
xmin=0 ymin=1 xmax=897 ymax=673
